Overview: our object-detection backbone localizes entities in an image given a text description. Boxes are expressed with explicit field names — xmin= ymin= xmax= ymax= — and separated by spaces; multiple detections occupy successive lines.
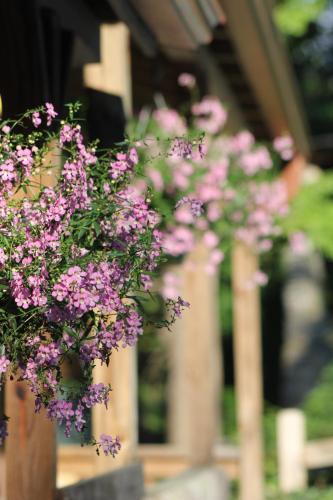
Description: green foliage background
xmin=274 ymin=0 xmax=327 ymax=37
xmin=282 ymin=172 xmax=333 ymax=259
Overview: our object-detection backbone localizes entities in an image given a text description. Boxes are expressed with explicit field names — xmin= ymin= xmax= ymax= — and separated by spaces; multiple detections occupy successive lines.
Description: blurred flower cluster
xmin=128 ymin=74 xmax=293 ymax=297
xmin=0 ymin=103 xmax=191 ymax=453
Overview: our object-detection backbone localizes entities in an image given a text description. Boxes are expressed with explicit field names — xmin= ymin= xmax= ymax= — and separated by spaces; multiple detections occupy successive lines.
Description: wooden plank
xmin=140 ymin=443 xmax=239 ymax=484
xmin=5 ymin=379 xmax=56 ymax=500
xmin=277 ymin=409 xmax=306 ymax=493
xmin=56 ymin=442 xmax=239 ymax=488
xmin=305 ymin=438 xmax=333 ymax=470
xmin=232 ymin=243 xmax=264 ymax=500
xmin=167 ymin=242 xmax=222 ymax=465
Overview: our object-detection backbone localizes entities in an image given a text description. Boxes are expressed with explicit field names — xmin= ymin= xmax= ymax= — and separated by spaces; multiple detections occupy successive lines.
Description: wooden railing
xmin=278 ymin=408 xmax=333 ymax=493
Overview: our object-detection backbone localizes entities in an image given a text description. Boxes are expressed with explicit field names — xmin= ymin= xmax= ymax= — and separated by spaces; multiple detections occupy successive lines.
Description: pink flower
xmin=109 ymin=148 xmax=138 ymax=180
xmin=192 ymin=96 xmax=227 ymax=134
xmin=205 ymin=249 xmax=224 ymax=275
xmin=273 ymin=135 xmax=294 ymax=161
xmin=174 ymin=205 xmax=194 ymax=224
xmin=32 ymin=112 xmax=42 ymax=128
xmin=153 ymin=108 xmax=187 ymax=135
xmin=147 ymin=168 xmax=164 ymax=191
xmin=178 ymin=73 xmax=196 ymax=88
xmin=45 ymin=102 xmax=58 ymax=126
xmin=163 ymin=226 xmax=195 ymax=257
xmin=0 ymin=356 xmax=10 ymax=374
xmin=253 ymin=270 xmax=268 ymax=286
xmin=203 ymin=231 xmax=219 ymax=248
xmin=175 ymin=196 xmax=203 ymax=217
xmin=232 ymin=131 xmax=255 ymax=153
xmin=245 ymin=270 xmax=269 ymax=290
xmin=289 ymin=232 xmax=308 ymax=255
xmin=0 ymin=248 xmax=7 ymax=265
xmin=207 ymin=202 xmax=222 ymax=222
xmin=239 ymin=147 xmax=272 ymax=175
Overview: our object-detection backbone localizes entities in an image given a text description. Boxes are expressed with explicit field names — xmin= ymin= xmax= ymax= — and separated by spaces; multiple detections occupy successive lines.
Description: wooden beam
xmin=232 ymin=243 xmax=264 ymax=500
xmin=167 ymin=242 xmax=222 ymax=465
xmin=107 ymin=0 xmax=158 ymax=57
xmin=56 ymin=442 xmax=239 ymax=488
xmin=221 ymin=0 xmax=310 ymax=156
xmin=122 ymin=0 xmax=203 ymax=56
xmin=84 ymin=23 xmax=132 ymax=117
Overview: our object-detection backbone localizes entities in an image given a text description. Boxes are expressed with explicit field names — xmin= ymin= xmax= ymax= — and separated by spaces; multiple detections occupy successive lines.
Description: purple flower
xmin=98 ymin=434 xmax=121 ymax=457
xmin=169 ymin=296 xmax=190 ymax=318
xmin=0 ymin=355 xmax=10 ymax=374
xmin=45 ymin=103 xmax=58 ymax=126
xmin=171 ymin=138 xmax=193 ymax=160
xmin=0 ymin=101 xmax=186 ymax=454
xmin=81 ymin=383 xmax=110 ymax=409
xmin=109 ymin=148 xmax=138 ymax=180
xmin=175 ymin=196 xmax=203 ymax=217
xmin=47 ymin=399 xmax=75 ymax=437
xmin=0 ymin=248 xmax=8 ymax=266
xmin=35 ymin=343 xmax=60 ymax=367
xmin=32 ymin=112 xmax=42 ymax=128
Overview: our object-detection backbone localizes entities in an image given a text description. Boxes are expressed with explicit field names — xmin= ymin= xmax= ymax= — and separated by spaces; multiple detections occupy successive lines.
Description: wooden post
xmin=93 ymin=350 xmax=138 ymax=473
xmin=84 ymin=22 xmax=137 ymax=469
xmin=277 ymin=409 xmax=306 ymax=493
xmin=5 ymin=380 xmax=56 ymax=500
xmin=167 ymin=242 xmax=222 ymax=465
xmin=84 ymin=23 xmax=132 ymax=116
xmin=4 ymin=145 xmax=59 ymax=499
xmin=280 ymin=154 xmax=307 ymax=201
xmin=232 ymin=242 xmax=264 ymax=500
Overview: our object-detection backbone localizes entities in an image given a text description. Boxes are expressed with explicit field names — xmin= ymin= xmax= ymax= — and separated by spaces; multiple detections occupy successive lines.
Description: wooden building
xmin=0 ymin=1 xmax=311 ymax=500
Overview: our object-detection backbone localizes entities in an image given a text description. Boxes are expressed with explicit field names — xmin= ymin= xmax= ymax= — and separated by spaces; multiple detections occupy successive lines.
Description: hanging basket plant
xmin=0 ymin=102 xmax=192 ymax=454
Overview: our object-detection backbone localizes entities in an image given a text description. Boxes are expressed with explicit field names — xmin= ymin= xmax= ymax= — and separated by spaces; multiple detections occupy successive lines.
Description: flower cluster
xmin=128 ymin=74 xmax=292 ymax=297
xmin=0 ymin=103 xmax=190 ymax=450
